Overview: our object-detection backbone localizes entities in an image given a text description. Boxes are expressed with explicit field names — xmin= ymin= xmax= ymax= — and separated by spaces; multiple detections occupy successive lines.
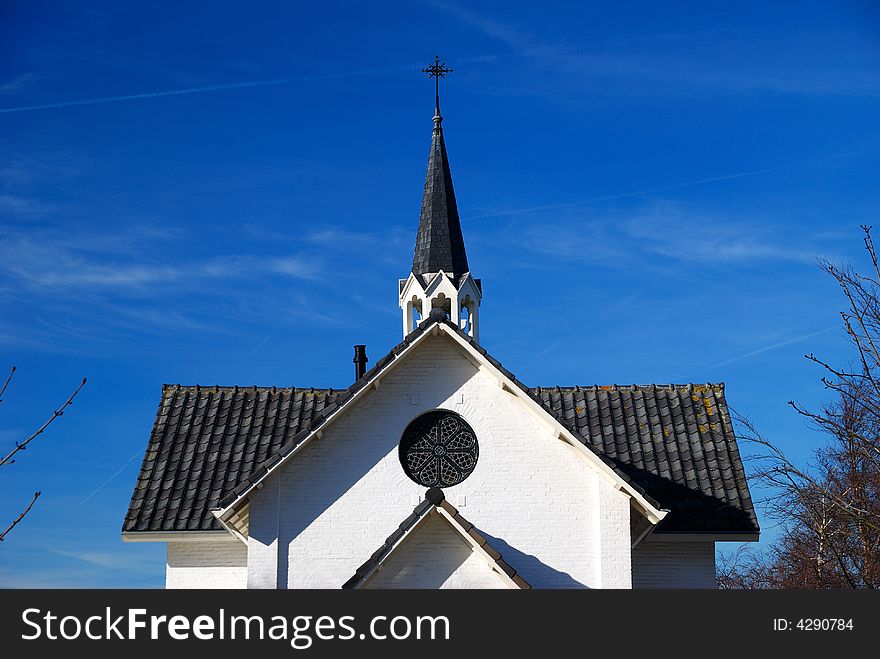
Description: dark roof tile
xmin=531 ymin=383 xmax=759 ymax=534
xmin=124 ymin=318 xmax=757 ymax=536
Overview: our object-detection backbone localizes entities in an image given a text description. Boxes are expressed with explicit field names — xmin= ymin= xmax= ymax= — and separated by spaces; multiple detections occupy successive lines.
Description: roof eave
xmin=215 ymin=318 xmax=667 ymax=530
xmin=211 ymin=507 xmax=249 ymax=545
xmin=436 ymin=324 xmax=668 ymax=525
xmin=121 ymin=530 xmax=232 ymax=543
xmin=213 ymin=324 xmax=439 ymax=527
xmin=648 ymin=531 xmax=761 ymax=543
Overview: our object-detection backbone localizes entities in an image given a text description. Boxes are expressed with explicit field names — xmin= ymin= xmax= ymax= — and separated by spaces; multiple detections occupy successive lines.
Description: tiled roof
xmin=123 ymin=315 xmax=758 ymax=536
xmin=342 ymin=488 xmax=531 ymax=589
xmin=124 ymin=317 xmax=442 ymax=533
xmin=411 ymin=116 xmax=470 ymax=279
xmin=532 ymin=384 xmax=759 ymax=535
xmin=123 ymin=385 xmax=339 ymax=532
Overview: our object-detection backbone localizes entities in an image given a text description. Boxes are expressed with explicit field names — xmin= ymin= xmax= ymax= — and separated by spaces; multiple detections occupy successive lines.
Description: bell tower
xmin=399 ymin=57 xmax=482 ymax=342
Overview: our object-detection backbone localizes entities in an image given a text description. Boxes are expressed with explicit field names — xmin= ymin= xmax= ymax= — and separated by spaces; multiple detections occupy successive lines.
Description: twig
xmin=0 ymin=491 xmax=41 ymax=542
xmin=0 ymin=365 xmax=14 ymax=404
xmin=0 ymin=377 xmax=87 ymax=467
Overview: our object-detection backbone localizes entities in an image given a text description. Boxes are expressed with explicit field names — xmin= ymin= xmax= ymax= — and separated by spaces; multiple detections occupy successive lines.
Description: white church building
xmin=122 ymin=76 xmax=759 ymax=589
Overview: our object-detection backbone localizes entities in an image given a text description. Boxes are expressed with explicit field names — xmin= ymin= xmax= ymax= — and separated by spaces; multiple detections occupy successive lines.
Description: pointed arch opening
xmin=409 ymin=295 xmax=423 ymax=332
xmin=430 ymin=292 xmax=451 ymax=319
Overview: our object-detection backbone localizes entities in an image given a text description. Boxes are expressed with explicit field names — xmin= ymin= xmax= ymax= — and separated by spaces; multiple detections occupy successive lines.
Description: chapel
xmin=122 ymin=66 xmax=759 ymax=589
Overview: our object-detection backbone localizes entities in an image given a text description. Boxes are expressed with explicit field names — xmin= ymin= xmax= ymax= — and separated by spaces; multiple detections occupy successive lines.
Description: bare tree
xmin=0 ymin=366 xmax=87 ymax=542
xmin=721 ymin=226 xmax=880 ymax=588
xmin=716 ymin=543 xmax=773 ymax=589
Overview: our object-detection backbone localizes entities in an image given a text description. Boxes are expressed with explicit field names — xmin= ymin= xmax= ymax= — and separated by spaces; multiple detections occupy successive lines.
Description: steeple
xmin=399 ymin=57 xmax=482 ymax=342
xmin=412 ymin=117 xmax=470 ymax=279
xmin=412 ymin=57 xmax=469 ymax=280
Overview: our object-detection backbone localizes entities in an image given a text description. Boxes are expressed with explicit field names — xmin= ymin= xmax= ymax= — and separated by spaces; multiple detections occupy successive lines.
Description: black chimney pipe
xmin=353 ymin=345 xmax=368 ymax=380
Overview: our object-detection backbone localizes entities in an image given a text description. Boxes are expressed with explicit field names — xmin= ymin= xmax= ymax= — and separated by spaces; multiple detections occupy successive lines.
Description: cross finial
xmin=422 ymin=55 xmax=453 ymax=127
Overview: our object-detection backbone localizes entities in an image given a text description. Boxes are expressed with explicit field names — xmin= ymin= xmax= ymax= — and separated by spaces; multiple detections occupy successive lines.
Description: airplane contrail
xmin=702 ymin=325 xmax=839 ymax=371
xmin=672 ymin=324 xmax=839 ymax=382
xmin=78 ymin=449 xmax=144 ymax=506
xmin=469 ymin=148 xmax=875 ymax=220
xmin=0 ymin=77 xmax=302 ymax=114
xmin=0 ymin=65 xmax=412 ymax=115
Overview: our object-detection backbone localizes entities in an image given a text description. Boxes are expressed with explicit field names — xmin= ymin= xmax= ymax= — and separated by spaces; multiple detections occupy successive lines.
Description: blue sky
xmin=1 ymin=1 xmax=878 ymax=587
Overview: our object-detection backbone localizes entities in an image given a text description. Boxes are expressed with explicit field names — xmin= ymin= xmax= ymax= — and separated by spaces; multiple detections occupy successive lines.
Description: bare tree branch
xmin=0 ymin=491 xmax=41 ymax=542
xmin=724 ymin=227 xmax=880 ymax=588
xmin=0 ymin=365 xmax=14 ymax=404
xmin=0 ymin=377 xmax=87 ymax=468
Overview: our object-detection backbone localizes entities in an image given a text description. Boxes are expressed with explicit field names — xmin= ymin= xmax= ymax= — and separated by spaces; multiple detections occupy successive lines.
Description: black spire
xmin=412 ymin=57 xmax=469 ymax=280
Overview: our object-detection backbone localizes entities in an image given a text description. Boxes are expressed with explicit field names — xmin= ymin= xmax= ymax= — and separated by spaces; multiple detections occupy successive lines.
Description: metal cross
xmin=422 ymin=55 xmax=453 ymax=115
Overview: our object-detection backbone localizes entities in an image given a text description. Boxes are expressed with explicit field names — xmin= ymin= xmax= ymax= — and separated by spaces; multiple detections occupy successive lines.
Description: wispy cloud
xmin=0 ymin=564 xmax=158 ymax=588
xmin=0 ymin=218 xmax=345 ymax=351
xmin=0 ymin=323 xmax=62 ymax=352
xmin=0 ymin=194 xmax=58 ymax=216
xmin=0 ymin=233 xmax=319 ymax=292
xmin=499 ymin=218 xmax=627 ymax=266
xmin=0 ymin=546 xmax=160 ymax=588
xmin=488 ymin=200 xmax=829 ymax=272
xmin=427 ymin=1 xmax=880 ymax=98
xmin=622 ymin=205 xmax=823 ymax=265
xmin=0 ymin=72 xmax=39 ymax=96
xmin=269 ymin=256 xmax=318 ymax=278
xmin=49 ymin=548 xmax=145 ymax=569
xmin=469 ymin=148 xmax=875 ymax=221
xmin=425 ymin=0 xmax=535 ymax=50
xmin=305 ymin=227 xmax=390 ymax=244
xmin=517 ymin=291 xmax=644 ymax=367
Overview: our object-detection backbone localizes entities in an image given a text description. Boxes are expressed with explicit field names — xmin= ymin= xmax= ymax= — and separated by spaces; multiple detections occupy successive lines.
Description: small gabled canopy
xmin=342 ymin=488 xmax=530 ymax=589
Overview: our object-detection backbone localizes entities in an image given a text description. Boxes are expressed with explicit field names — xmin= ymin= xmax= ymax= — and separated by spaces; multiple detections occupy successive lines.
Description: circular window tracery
xmin=399 ymin=411 xmax=479 ymax=487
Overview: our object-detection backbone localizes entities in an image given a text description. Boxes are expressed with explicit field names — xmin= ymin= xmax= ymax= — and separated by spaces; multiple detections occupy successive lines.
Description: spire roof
xmin=411 ymin=109 xmax=470 ymax=280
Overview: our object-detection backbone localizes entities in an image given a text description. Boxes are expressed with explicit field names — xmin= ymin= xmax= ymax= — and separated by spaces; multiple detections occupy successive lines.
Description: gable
xmin=245 ymin=332 xmax=630 ymax=587
xmin=213 ymin=322 xmax=664 ymax=537
xmin=123 ymin=315 xmax=757 ymax=540
xmin=363 ymin=514 xmax=512 ymax=589
xmin=347 ymin=489 xmax=528 ymax=589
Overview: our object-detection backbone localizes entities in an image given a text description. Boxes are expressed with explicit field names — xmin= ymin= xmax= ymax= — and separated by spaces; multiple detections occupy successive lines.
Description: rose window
xmin=399 ymin=411 xmax=479 ymax=487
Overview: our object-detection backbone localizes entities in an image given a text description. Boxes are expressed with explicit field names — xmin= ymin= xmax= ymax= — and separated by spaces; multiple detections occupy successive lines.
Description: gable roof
xmin=208 ymin=317 xmax=666 ymax=537
xmin=123 ymin=385 xmax=339 ymax=533
xmin=533 ymin=385 xmax=758 ymax=535
xmin=342 ymin=488 xmax=530 ymax=589
xmin=123 ymin=314 xmax=758 ymax=538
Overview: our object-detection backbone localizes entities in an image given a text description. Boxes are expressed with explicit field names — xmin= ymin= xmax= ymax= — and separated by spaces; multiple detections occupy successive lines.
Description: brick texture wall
xmin=166 ymin=539 xmax=247 ymax=589
xmin=631 ymin=541 xmax=716 ymax=588
xmin=364 ymin=513 xmax=510 ymax=588
xmin=246 ymin=334 xmax=633 ymax=589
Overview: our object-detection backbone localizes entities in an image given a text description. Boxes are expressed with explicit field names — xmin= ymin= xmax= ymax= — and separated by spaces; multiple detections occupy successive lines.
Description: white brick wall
xmin=247 ymin=475 xmax=280 ymax=589
xmin=246 ymin=334 xmax=634 ymax=589
xmin=364 ymin=513 xmax=510 ymax=589
xmin=631 ymin=541 xmax=716 ymax=588
xmin=594 ymin=475 xmax=633 ymax=588
xmin=166 ymin=539 xmax=247 ymax=589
